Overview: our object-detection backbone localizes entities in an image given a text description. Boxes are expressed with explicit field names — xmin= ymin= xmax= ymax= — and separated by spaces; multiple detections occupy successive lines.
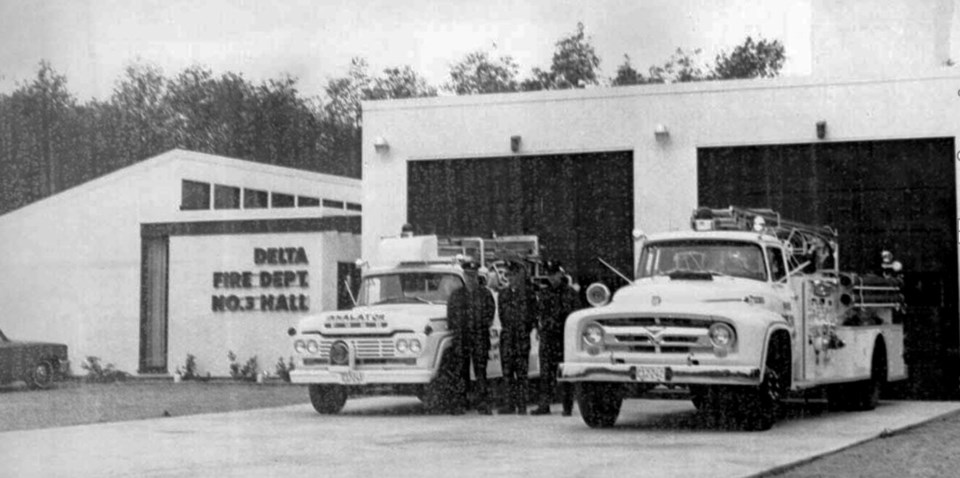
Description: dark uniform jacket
xmin=536 ymin=282 xmax=580 ymax=361
xmin=498 ymin=285 xmax=535 ymax=360
xmin=448 ymin=285 xmax=495 ymax=355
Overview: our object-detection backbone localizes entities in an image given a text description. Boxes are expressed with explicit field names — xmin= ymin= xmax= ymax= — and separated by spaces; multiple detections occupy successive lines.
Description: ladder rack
xmin=695 ymin=206 xmax=840 ymax=274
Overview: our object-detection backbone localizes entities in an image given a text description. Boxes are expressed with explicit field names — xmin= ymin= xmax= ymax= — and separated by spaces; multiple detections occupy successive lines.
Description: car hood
xmin=296 ymin=304 xmax=448 ymax=335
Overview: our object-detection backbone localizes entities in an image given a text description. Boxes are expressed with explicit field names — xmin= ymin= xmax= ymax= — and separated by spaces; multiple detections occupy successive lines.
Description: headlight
xmin=294 ymin=340 xmax=307 ymax=354
xmin=306 ymin=340 xmax=320 ymax=354
xmin=582 ymin=324 xmax=604 ymax=346
xmin=396 ymin=339 xmax=409 ymax=353
xmin=409 ymin=339 xmax=422 ymax=354
xmin=708 ymin=323 xmax=736 ymax=350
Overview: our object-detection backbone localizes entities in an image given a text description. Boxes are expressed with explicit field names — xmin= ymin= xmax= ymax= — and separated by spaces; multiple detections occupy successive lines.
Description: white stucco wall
xmin=361 ymin=75 xmax=960 ymax=265
xmin=0 ymin=149 xmax=360 ymax=375
xmin=166 ymin=231 xmax=359 ymax=377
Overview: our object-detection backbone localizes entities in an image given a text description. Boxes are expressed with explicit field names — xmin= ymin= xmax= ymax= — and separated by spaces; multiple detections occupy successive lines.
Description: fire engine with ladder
xmin=559 ymin=206 xmax=907 ymax=430
xmin=288 ymin=234 xmax=542 ymax=414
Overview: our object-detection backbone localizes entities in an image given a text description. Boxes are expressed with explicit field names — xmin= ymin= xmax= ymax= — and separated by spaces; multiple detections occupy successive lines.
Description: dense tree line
xmin=0 ymin=25 xmax=784 ymax=216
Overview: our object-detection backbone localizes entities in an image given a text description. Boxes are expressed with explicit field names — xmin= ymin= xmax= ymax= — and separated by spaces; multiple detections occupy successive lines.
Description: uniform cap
xmin=544 ymin=260 xmax=563 ymax=275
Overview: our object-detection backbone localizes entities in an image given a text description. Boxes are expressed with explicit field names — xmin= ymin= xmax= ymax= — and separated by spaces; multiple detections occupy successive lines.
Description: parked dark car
xmin=0 ymin=329 xmax=69 ymax=389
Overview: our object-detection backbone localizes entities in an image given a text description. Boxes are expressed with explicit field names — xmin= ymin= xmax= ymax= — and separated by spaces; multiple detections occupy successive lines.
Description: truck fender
xmin=759 ymin=325 xmax=793 ymax=383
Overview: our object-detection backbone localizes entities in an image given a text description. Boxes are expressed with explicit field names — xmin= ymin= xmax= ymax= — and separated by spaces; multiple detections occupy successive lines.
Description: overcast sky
xmin=0 ymin=0 xmax=811 ymax=101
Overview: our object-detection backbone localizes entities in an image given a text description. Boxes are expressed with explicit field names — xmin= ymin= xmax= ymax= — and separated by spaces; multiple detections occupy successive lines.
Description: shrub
xmin=176 ymin=354 xmax=200 ymax=381
xmin=81 ymin=356 xmax=129 ymax=383
xmin=227 ymin=351 xmax=259 ymax=382
xmin=275 ymin=357 xmax=295 ymax=382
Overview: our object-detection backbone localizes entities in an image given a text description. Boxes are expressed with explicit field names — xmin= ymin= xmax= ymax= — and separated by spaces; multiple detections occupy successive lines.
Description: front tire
xmin=309 ymin=384 xmax=348 ymax=414
xmin=738 ymin=335 xmax=790 ymax=431
xmin=27 ymin=361 xmax=54 ymax=390
xmin=577 ymin=383 xmax=623 ymax=428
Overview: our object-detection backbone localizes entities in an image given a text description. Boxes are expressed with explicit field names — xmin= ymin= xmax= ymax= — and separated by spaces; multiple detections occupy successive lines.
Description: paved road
xmin=2 ymin=397 xmax=958 ymax=478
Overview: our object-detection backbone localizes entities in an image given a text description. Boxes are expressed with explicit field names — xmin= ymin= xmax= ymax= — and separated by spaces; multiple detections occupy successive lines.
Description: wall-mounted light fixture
xmin=510 ymin=135 xmax=522 ymax=153
xmin=654 ymin=124 xmax=669 ymax=141
xmin=816 ymin=121 xmax=827 ymax=140
xmin=374 ymin=136 xmax=389 ymax=153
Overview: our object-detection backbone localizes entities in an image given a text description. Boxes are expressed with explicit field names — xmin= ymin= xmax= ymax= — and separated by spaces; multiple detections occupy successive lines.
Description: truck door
xmin=768 ymin=246 xmax=801 ymax=381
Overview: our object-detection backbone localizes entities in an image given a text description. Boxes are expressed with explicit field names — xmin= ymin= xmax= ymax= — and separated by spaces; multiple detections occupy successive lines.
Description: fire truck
xmin=559 ymin=207 xmax=906 ymax=431
xmin=288 ymin=234 xmax=541 ymax=414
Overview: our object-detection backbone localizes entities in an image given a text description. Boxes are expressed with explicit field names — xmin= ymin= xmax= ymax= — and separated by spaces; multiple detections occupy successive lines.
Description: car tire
xmin=308 ymin=384 xmax=348 ymax=414
xmin=27 ymin=361 xmax=54 ymax=390
xmin=577 ymin=383 xmax=622 ymax=428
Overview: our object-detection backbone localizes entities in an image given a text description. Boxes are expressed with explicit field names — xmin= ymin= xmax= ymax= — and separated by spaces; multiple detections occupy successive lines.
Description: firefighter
xmin=531 ymin=261 xmax=579 ymax=416
xmin=448 ymin=261 xmax=496 ymax=415
xmin=497 ymin=261 xmax=535 ymax=415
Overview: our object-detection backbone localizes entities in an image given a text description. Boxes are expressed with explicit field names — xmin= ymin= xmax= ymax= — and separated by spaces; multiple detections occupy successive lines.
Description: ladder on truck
xmin=697 ymin=206 xmax=840 ymax=275
xmin=437 ymin=235 xmax=543 ymax=285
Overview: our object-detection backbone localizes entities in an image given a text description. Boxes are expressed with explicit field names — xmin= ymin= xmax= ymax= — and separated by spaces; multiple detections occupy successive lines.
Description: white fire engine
xmin=559 ymin=207 xmax=906 ymax=430
xmin=288 ymin=234 xmax=541 ymax=414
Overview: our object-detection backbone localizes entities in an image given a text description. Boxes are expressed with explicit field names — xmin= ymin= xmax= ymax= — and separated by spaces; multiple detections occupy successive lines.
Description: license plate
xmin=338 ymin=371 xmax=364 ymax=385
xmin=632 ymin=366 xmax=666 ymax=382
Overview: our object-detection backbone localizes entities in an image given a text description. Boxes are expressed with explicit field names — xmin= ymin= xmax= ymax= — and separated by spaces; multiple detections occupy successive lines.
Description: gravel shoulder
xmin=767 ymin=407 xmax=960 ymax=478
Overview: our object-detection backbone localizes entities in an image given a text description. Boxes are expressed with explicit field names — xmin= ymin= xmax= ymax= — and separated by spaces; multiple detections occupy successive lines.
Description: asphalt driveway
xmin=2 ymin=397 xmax=958 ymax=478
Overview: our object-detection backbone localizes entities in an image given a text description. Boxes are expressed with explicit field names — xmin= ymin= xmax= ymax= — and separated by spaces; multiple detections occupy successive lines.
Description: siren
xmin=585 ymin=282 xmax=612 ymax=307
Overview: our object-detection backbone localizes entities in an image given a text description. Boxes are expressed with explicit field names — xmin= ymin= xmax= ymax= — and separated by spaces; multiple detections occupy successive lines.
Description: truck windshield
xmin=357 ymin=272 xmax=464 ymax=306
xmin=637 ymin=240 xmax=768 ymax=281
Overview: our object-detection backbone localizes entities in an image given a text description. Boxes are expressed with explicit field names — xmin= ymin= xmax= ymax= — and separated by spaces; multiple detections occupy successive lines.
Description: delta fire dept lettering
xmin=210 ymin=247 xmax=310 ymax=313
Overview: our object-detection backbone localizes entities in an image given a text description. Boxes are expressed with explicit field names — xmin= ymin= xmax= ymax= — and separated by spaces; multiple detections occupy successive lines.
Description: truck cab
xmin=289 ymin=234 xmax=541 ymax=414
xmin=560 ymin=207 xmax=905 ymax=430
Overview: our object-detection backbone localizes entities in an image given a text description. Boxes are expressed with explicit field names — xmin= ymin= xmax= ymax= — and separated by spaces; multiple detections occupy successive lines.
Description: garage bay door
xmin=699 ymin=138 xmax=957 ymax=399
xmin=408 ymin=151 xmax=633 ymax=292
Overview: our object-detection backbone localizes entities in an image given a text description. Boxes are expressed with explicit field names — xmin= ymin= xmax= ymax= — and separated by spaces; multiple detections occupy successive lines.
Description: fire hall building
xmin=0 ymin=149 xmax=361 ymax=376
xmin=361 ymin=1 xmax=960 ymax=398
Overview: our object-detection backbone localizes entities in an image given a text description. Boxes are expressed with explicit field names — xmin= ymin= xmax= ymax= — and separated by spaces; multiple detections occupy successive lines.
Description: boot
xmin=530 ymin=405 xmax=551 ymax=415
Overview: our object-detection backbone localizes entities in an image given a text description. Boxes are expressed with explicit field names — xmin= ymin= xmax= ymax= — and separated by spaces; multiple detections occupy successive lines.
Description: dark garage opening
xmin=408 ymin=151 xmax=634 ymax=294
xmin=699 ymin=137 xmax=958 ymax=399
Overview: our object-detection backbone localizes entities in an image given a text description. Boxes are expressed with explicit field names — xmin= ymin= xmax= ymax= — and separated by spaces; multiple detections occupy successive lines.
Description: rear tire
xmin=26 ymin=361 xmax=54 ymax=390
xmin=829 ymin=340 xmax=886 ymax=412
xmin=577 ymin=383 xmax=623 ymax=428
xmin=309 ymin=384 xmax=348 ymax=414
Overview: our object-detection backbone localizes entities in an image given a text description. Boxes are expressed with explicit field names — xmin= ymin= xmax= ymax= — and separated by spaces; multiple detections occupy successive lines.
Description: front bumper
xmin=290 ymin=367 xmax=437 ymax=386
xmin=559 ymin=362 xmax=761 ymax=386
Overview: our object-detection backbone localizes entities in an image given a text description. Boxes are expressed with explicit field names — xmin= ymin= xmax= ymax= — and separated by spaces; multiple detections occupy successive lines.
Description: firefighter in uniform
xmin=497 ymin=261 xmax=535 ymax=415
xmin=448 ymin=261 xmax=496 ymax=415
xmin=531 ymin=261 xmax=579 ymax=416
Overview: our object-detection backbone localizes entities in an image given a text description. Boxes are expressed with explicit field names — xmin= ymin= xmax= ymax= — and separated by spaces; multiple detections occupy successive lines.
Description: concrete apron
xmin=2 ymin=397 xmax=958 ymax=478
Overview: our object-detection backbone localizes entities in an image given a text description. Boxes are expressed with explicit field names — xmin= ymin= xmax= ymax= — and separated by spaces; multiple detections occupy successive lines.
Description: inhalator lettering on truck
xmin=561 ymin=206 xmax=907 ymax=431
xmin=288 ymin=234 xmax=543 ymax=414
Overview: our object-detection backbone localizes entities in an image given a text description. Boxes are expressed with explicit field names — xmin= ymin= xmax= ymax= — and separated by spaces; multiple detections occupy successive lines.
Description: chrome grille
xmin=318 ymin=338 xmax=396 ymax=359
xmin=598 ymin=317 xmax=711 ymax=328
xmin=599 ymin=316 xmax=715 ymax=354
